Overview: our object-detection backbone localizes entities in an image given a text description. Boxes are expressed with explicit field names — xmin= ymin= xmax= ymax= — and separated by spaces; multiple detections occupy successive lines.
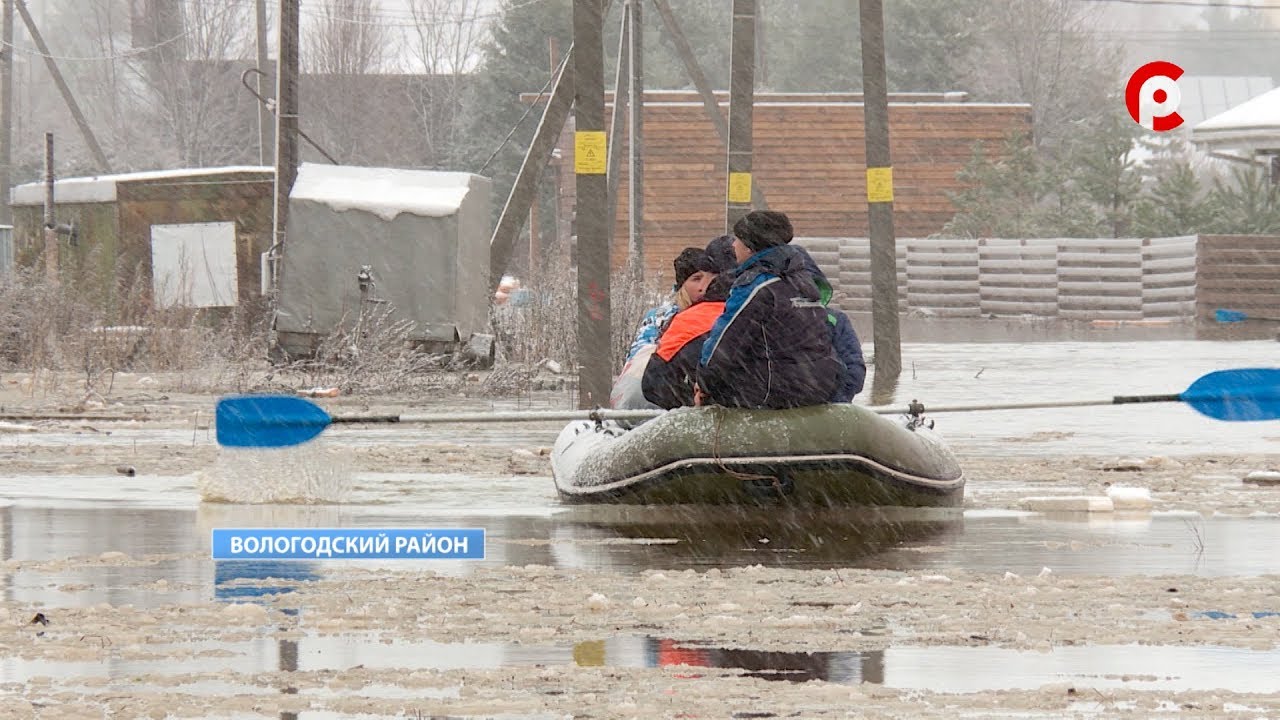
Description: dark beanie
xmin=733 ymin=210 xmax=793 ymax=253
xmin=703 ymin=274 xmax=732 ymax=302
xmin=699 ymin=234 xmax=738 ymax=274
xmin=672 ymin=247 xmax=707 ymax=287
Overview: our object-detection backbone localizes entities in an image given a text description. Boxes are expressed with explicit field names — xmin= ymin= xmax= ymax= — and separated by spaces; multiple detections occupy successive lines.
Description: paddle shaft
xmin=321 ymin=394 xmax=1184 ymax=424
xmin=904 ymin=394 xmax=1181 ymax=415
xmin=328 ymin=409 xmax=666 ymax=424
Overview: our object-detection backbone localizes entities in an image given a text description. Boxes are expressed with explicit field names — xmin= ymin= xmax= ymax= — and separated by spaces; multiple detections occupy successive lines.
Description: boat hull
xmin=552 ymin=404 xmax=964 ymax=507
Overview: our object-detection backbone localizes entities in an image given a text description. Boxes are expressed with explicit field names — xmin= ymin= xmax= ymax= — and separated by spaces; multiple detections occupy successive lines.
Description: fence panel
xmin=1141 ymin=236 xmax=1196 ymax=318
xmin=906 ymin=238 xmax=980 ymax=317
xmin=1056 ymin=238 xmax=1144 ymax=320
xmin=978 ymin=238 xmax=1057 ymax=316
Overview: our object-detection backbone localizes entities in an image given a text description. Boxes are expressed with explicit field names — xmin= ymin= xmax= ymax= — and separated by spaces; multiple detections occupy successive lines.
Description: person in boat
xmin=785 ymin=246 xmax=866 ymax=402
xmin=641 ymin=235 xmax=738 ymax=408
xmin=623 ymin=247 xmax=716 ymax=364
xmin=612 ymin=246 xmax=717 ymax=411
xmin=695 ymin=211 xmax=846 ymax=409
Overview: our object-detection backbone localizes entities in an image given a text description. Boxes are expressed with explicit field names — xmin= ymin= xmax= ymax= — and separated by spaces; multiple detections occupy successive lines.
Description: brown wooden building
xmin=9 ymin=167 xmax=274 ymax=318
xmin=546 ymin=92 xmax=1032 ymax=283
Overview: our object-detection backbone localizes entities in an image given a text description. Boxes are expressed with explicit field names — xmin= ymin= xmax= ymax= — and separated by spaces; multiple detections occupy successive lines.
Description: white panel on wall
xmin=150 ymin=221 xmax=238 ymax=307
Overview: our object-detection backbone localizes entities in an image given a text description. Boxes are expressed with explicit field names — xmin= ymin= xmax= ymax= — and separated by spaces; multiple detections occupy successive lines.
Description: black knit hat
xmin=733 ymin=210 xmax=794 ymax=253
xmin=672 ymin=247 xmax=707 ymax=288
xmin=699 ymin=235 xmax=738 ymax=274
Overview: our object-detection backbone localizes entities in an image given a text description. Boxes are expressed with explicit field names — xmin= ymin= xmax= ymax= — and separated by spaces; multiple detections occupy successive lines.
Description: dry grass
xmin=0 ymin=257 xmax=661 ymax=400
xmin=492 ymin=260 xmax=664 ymax=376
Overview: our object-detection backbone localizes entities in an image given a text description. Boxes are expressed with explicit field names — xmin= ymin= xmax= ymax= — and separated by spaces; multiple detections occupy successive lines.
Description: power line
xmin=0 ymin=0 xmax=249 ymax=63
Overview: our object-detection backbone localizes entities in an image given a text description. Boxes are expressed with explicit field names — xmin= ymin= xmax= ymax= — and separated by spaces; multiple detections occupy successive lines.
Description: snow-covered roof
xmin=10 ymin=166 xmax=273 ymax=206
xmin=1178 ymin=76 xmax=1273 ymax=128
xmin=289 ymin=163 xmax=476 ymax=221
xmin=1191 ymin=85 xmax=1280 ymax=154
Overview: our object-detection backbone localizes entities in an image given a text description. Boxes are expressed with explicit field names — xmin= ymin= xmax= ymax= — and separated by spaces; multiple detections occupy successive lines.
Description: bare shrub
xmin=274 ymin=303 xmax=457 ymax=395
xmin=0 ymin=266 xmax=275 ymax=396
xmin=492 ymin=261 xmax=665 ymax=377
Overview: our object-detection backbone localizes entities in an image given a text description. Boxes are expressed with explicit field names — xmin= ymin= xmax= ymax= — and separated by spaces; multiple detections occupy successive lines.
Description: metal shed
xmin=274 ymin=163 xmax=492 ymax=358
xmin=8 ymin=166 xmax=274 ymax=316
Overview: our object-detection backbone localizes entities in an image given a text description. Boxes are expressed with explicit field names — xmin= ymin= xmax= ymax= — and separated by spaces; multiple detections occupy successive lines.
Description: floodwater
xmin=1 ymin=340 xmax=1278 ymax=701
xmin=4 ymin=632 xmax=1280 ymax=695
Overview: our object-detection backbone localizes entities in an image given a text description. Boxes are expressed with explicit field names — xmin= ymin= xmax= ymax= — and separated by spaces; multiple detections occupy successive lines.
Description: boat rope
xmin=709 ymin=406 xmax=783 ymax=490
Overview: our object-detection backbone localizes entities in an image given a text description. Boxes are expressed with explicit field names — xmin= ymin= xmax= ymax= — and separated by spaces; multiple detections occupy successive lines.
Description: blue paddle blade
xmin=1215 ymin=309 xmax=1248 ymax=323
xmin=1179 ymin=368 xmax=1280 ymax=422
xmin=216 ymin=395 xmax=333 ymax=448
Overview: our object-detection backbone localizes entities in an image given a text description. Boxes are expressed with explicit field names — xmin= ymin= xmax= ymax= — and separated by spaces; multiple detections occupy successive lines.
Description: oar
xmin=1215 ymin=308 xmax=1280 ymax=323
xmin=215 ymin=396 xmax=667 ymax=448
xmin=216 ymin=368 xmax=1278 ymax=448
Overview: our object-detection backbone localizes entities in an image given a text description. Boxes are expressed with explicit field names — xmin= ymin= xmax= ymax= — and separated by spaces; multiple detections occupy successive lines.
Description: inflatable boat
xmin=551 ymin=404 xmax=964 ymax=507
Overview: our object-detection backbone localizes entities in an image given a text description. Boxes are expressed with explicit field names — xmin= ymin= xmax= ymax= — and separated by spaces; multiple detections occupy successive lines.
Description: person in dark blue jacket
xmin=696 ymin=212 xmax=846 ymax=409
xmin=827 ymin=309 xmax=866 ymax=401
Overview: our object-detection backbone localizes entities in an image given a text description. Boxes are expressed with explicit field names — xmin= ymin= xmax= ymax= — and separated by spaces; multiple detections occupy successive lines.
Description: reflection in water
xmin=868 ymin=368 xmax=900 ymax=406
xmin=4 ymin=627 xmax=1280 ymax=694
xmin=645 ymin=638 xmax=885 ymax=684
xmin=552 ymin=505 xmax=962 ymax=570
xmin=213 ymin=559 xmax=308 ymax=720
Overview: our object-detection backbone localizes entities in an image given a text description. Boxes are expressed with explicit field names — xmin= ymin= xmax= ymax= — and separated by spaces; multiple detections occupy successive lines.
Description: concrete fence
xmin=793 ymin=236 xmax=1200 ymax=320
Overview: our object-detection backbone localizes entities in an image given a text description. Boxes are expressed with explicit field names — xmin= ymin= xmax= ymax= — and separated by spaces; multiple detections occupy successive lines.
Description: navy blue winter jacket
xmin=787 ymin=247 xmax=867 ymax=402
xmin=697 ymin=245 xmax=845 ymax=409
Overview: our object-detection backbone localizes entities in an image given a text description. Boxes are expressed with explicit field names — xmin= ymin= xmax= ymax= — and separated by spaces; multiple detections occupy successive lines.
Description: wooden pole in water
xmin=573 ymin=0 xmax=612 ymax=408
xmin=859 ymin=0 xmax=901 ymax=378
xmin=725 ymin=0 xmax=756 ymax=228
xmin=626 ymin=0 xmax=645 ymax=283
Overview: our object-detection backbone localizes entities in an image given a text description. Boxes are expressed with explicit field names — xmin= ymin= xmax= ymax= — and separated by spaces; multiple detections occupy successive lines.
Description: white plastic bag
xmin=610 ymin=344 xmax=661 ymax=410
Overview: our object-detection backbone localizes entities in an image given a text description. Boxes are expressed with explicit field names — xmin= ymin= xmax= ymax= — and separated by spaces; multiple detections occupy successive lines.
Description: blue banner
xmin=211 ymin=528 xmax=485 ymax=560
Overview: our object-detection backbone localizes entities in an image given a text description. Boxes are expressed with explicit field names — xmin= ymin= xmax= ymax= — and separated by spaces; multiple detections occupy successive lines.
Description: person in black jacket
xmin=696 ymin=212 xmax=846 ymax=409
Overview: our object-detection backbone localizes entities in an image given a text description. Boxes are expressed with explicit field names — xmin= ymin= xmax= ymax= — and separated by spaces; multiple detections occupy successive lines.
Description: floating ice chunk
xmin=1107 ymin=485 xmax=1153 ymax=510
xmin=1244 ymin=471 xmax=1280 ymax=486
xmin=1021 ymin=496 xmax=1114 ymax=513
xmin=221 ymin=603 xmax=268 ymax=622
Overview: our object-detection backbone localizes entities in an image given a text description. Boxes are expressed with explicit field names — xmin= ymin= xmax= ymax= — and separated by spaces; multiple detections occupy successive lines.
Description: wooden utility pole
xmin=271 ymin=0 xmax=299 ymax=296
xmin=653 ymin=0 xmax=766 ymax=211
xmin=1 ymin=0 xmax=14 ymax=226
xmin=859 ymin=0 xmax=901 ymax=378
xmin=255 ymin=0 xmax=274 ymax=166
xmin=573 ymin=0 xmax=610 ymax=409
xmin=605 ymin=7 xmax=629 ymax=260
xmin=42 ymin=132 xmax=56 ymax=285
xmin=15 ymin=0 xmax=110 ymax=173
xmin=725 ymin=0 xmax=756 ymax=229
xmin=489 ymin=49 xmax=574 ymax=295
xmin=627 ymin=0 xmax=644 ymax=282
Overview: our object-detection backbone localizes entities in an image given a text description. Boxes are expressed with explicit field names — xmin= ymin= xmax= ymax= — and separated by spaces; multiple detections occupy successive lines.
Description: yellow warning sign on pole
xmin=727 ymin=172 xmax=752 ymax=204
xmin=575 ymin=131 xmax=607 ymax=174
xmin=866 ymin=167 xmax=894 ymax=203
